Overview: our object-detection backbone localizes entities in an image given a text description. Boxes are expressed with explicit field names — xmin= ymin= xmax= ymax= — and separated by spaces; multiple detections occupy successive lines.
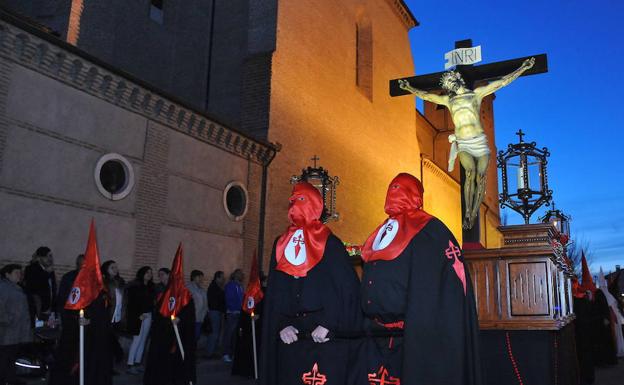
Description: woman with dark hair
xmin=126 ymin=266 xmax=155 ymax=374
xmin=101 ymin=260 xmax=126 ymax=368
xmin=0 ymin=264 xmax=31 ymax=385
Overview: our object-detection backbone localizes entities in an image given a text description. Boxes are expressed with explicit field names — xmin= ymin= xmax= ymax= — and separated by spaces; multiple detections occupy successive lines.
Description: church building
xmin=0 ymin=0 xmax=503 ymax=276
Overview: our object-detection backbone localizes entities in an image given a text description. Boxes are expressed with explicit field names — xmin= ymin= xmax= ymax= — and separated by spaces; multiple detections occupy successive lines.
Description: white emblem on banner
xmin=285 ymin=229 xmax=306 ymax=265
xmin=68 ymin=287 xmax=81 ymax=305
xmin=372 ymin=219 xmax=399 ymax=251
xmin=444 ymin=46 xmax=482 ymax=69
xmin=168 ymin=296 xmax=176 ymax=312
xmin=247 ymin=296 xmax=255 ymax=309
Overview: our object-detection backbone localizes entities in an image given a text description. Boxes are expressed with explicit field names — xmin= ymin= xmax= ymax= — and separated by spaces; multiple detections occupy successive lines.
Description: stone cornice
xmin=384 ymin=0 xmax=419 ymax=29
xmin=0 ymin=15 xmax=278 ymax=165
xmin=422 ymin=157 xmax=458 ymax=188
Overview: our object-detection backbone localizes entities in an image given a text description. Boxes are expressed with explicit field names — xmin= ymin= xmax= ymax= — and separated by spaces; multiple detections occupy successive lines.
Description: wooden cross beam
xmin=389 ymin=40 xmax=548 ymax=96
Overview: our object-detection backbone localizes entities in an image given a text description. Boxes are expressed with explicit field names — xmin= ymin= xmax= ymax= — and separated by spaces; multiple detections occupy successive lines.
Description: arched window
xmin=356 ymin=17 xmax=373 ymax=101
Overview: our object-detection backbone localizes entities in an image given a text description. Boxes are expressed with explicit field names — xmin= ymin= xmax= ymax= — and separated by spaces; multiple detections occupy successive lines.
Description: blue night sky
xmin=403 ymin=0 xmax=623 ymax=272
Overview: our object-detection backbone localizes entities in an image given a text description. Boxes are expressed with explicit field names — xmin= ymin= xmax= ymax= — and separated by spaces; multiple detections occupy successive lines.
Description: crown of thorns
xmin=439 ymin=70 xmax=465 ymax=88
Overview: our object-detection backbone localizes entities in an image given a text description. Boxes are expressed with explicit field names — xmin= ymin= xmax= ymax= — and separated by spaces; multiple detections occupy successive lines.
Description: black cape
xmin=259 ymin=234 xmax=362 ymax=385
xmin=231 ymin=293 xmax=266 ymax=378
xmin=591 ymin=290 xmax=618 ymax=366
xmin=143 ymin=301 xmax=196 ymax=385
xmin=573 ymin=296 xmax=595 ymax=384
xmin=48 ymin=294 xmax=112 ymax=385
xmin=360 ymin=218 xmax=482 ymax=384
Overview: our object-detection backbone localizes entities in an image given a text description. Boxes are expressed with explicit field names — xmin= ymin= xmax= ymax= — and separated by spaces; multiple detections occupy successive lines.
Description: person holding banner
xmin=259 ymin=182 xmax=362 ymax=385
xmin=143 ymin=244 xmax=196 ymax=385
xmin=49 ymin=220 xmax=111 ymax=385
xmin=232 ymin=252 xmax=264 ymax=378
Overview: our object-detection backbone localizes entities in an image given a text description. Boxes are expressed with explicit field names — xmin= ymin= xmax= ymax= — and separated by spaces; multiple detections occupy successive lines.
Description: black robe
xmin=48 ymin=294 xmax=112 ymax=385
xmin=360 ymin=218 xmax=482 ymax=385
xmin=260 ymin=234 xmax=362 ymax=385
xmin=143 ymin=300 xmax=196 ymax=385
xmin=591 ymin=290 xmax=618 ymax=366
xmin=126 ymin=282 xmax=155 ymax=336
xmin=573 ymin=297 xmax=595 ymax=385
xmin=232 ymin=295 xmax=265 ymax=378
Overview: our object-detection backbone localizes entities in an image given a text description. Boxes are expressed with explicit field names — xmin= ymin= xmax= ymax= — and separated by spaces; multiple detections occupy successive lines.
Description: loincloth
xmin=447 ymin=133 xmax=491 ymax=172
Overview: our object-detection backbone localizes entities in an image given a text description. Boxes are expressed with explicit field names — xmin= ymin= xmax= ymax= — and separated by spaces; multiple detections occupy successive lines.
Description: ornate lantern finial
xmin=290 ymin=155 xmax=340 ymax=223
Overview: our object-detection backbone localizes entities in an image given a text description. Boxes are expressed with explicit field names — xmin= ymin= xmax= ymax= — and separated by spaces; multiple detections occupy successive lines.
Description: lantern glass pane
xmin=508 ymin=157 xmax=523 ymax=192
xmin=527 ymin=155 xmax=542 ymax=192
xmin=306 ymin=176 xmax=325 ymax=195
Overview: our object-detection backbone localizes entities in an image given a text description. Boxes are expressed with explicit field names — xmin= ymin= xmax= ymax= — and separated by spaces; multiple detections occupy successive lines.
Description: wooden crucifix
xmin=390 ymin=39 xmax=548 ymax=242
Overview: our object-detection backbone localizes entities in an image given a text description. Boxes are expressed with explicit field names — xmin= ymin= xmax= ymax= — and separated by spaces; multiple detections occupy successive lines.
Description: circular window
xmin=94 ymin=153 xmax=135 ymax=201
xmin=223 ymin=181 xmax=248 ymax=221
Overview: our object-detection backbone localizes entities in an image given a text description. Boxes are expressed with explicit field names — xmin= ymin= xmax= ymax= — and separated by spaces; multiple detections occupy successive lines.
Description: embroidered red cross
xmin=445 ymin=240 xmax=466 ymax=295
xmin=368 ymin=366 xmax=400 ymax=385
xmin=70 ymin=288 xmax=78 ymax=303
xmin=292 ymin=234 xmax=305 ymax=257
xmin=302 ymin=363 xmax=327 ymax=385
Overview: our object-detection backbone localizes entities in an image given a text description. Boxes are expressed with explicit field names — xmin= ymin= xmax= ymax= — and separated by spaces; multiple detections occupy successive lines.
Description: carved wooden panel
xmin=467 ymin=261 xmax=499 ymax=321
xmin=508 ymin=262 xmax=550 ymax=316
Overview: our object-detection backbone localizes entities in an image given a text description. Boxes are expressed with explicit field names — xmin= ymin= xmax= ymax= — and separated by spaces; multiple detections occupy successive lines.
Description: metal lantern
xmin=290 ymin=155 xmax=340 ymax=223
xmin=497 ymin=130 xmax=552 ymax=224
xmin=540 ymin=202 xmax=571 ymax=237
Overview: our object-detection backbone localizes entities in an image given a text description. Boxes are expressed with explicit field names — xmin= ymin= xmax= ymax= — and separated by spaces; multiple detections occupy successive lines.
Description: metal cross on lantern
xmin=497 ymin=130 xmax=553 ymax=224
xmin=290 ymin=155 xmax=340 ymax=223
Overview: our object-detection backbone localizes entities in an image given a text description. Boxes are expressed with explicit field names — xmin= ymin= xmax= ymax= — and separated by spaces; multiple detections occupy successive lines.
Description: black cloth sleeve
xmin=402 ymin=220 xmax=482 ymax=385
xmin=320 ymin=235 xmax=362 ymax=333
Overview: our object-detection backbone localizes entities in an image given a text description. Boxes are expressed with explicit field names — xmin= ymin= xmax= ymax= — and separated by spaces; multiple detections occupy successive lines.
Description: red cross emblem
xmin=379 ymin=222 xmax=394 ymax=243
xmin=292 ymin=234 xmax=305 ymax=257
xmin=302 ymin=363 xmax=327 ymax=385
xmin=368 ymin=366 xmax=400 ymax=385
xmin=445 ymin=240 xmax=466 ymax=295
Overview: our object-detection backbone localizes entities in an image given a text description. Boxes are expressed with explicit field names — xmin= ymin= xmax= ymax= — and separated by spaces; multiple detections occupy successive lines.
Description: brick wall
xmin=133 ymin=121 xmax=170 ymax=271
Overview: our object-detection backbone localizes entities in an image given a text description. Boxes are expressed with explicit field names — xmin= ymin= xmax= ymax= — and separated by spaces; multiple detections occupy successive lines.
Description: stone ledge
xmin=0 ymin=15 xmax=278 ymax=165
xmin=384 ymin=0 xmax=419 ymax=29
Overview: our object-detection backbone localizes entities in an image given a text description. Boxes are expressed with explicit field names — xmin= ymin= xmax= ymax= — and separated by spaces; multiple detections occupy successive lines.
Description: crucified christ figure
xmin=398 ymin=57 xmax=535 ymax=229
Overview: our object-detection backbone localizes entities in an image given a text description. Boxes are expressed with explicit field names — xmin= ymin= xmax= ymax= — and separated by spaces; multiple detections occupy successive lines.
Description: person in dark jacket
xmin=155 ymin=268 xmax=170 ymax=298
xmin=206 ymin=270 xmax=226 ymax=357
xmin=56 ymin=255 xmax=85 ymax=319
xmin=223 ymin=269 xmax=244 ymax=362
xmin=101 ymin=260 xmax=126 ymax=367
xmin=126 ymin=266 xmax=155 ymax=374
xmin=0 ymin=264 xmax=32 ymax=385
xmin=24 ymin=246 xmax=57 ymax=322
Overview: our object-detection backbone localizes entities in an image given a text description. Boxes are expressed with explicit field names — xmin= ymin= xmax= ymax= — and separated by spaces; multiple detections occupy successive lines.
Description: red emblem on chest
xmin=302 ymin=363 xmax=327 ymax=385
xmin=368 ymin=366 xmax=400 ymax=385
xmin=445 ymin=240 xmax=466 ymax=295
xmin=292 ymin=234 xmax=305 ymax=258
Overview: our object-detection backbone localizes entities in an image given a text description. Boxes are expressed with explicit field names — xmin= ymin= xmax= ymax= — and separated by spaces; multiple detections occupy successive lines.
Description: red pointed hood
xmin=159 ymin=243 xmax=191 ymax=318
xmin=242 ymin=250 xmax=264 ymax=314
xmin=65 ymin=219 xmax=104 ymax=310
xmin=275 ymin=182 xmax=331 ymax=277
xmin=362 ymin=173 xmax=433 ymax=262
xmin=580 ymin=252 xmax=597 ymax=294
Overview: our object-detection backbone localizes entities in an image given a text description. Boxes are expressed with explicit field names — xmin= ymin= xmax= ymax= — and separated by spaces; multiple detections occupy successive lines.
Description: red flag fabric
xmin=242 ymin=250 xmax=264 ymax=314
xmin=65 ymin=219 xmax=104 ymax=310
xmin=580 ymin=252 xmax=597 ymax=294
xmin=159 ymin=243 xmax=191 ymax=318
